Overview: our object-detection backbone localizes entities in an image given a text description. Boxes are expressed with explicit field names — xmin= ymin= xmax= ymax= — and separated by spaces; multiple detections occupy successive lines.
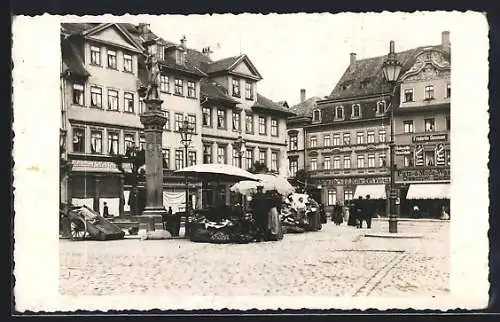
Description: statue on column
xmin=145 ymin=53 xmax=160 ymax=101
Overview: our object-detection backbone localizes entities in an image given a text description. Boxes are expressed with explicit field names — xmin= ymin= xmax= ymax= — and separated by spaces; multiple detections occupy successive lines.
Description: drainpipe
xmin=303 ymin=125 xmax=308 ymax=193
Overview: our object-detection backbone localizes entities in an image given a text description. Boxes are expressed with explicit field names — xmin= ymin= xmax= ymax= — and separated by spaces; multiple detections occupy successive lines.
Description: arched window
xmin=376 ymin=101 xmax=386 ymax=114
xmin=351 ymin=104 xmax=361 ymax=118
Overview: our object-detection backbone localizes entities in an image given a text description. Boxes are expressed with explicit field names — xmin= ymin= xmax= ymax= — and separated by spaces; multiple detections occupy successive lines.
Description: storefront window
xmin=344 ymin=189 xmax=354 ymax=201
xmin=328 ymin=190 xmax=337 ymax=205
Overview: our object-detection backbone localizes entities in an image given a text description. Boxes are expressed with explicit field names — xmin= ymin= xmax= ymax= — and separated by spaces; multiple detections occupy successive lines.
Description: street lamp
xmin=233 ymin=132 xmax=246 ymax=169
xmin=179 ymin=118 xmax=194 ymax=218
xmin=382 ymin=40 xmax=402 ymax=234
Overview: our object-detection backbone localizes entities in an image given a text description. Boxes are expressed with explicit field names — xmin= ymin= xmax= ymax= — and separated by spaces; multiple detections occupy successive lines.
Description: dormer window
xmin=376 ymin=101 xmax=386 ymax=114
xmin=232 ymin=78 xmax=241 ymax=97
xmin=175 ymin=49 xmax=185 ymax=65
xmin=335 ymin=106 xmax=344 ymax=120
xmin=404 ymin=89 xmax=414 ymax=102
xmin=351 ymin=104 xmax=361 ymax=118
xmin=313 ymin=109 xmax=321 ymax=122
xmin=245 ymin=81 xmax=253 ymax=99
xmin=157 ymin=45 xmax=164 ymax=60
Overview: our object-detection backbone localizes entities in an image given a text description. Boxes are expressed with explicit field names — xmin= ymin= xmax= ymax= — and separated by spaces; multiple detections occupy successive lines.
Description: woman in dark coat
xmin=347 ymin=200 xmax=358 ymax=226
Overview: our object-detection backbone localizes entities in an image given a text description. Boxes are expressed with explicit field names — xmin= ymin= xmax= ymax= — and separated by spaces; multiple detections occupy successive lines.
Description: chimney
xmin=137 ymin=23 xmax=150 ymax=35
xmin=441 ymin=31 xmax=450 ymax=50
xmin=300 ymin=89 xmax=306 ymax=103
xmin=202 ymin=46 xmax=212 ymax=59
xmin=349 ymin=53 xmax=357 ymax=72
xmin=180 ymin=35 xmax=187 ymax=50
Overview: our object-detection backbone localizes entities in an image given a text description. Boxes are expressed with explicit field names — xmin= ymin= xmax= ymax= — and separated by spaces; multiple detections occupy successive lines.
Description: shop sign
xmin=318 ymin=176 xmax=389 ymax=186
xmin=396 ymin=167 xmax=450 ymax=182
xmin=412 ymin=133 xmax=448 ymax=143
xmin=395 ymin=145 xmax=411 ymax=156
xmin=71 ymin=160 xmax=119 ymax=171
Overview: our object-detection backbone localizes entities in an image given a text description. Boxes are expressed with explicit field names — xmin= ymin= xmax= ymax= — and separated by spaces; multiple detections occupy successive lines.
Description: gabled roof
xmin=277 ymin=101 xmax=290 ymax=109
xmin=328 ymin=46 xmax=429 ymax=100
xmin=252 ymin=94 xmax=296 ymax=117
xmin=200 ymin=79 xmax=240 ymax=105
xmin=289 ymin=96 xmax=322 ymax=118
xmin=205 ymin=54 xmax=263 ymax=80
xmin=61 ymin=39 xmax=90 ymax=78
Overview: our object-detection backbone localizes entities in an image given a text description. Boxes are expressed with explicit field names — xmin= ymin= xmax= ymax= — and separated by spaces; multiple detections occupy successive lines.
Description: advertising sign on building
xmin=412 ymin=133 xmax=448 ymax=143
xmin=318 ymin=176 xmax=390 ymax=186
xmin=436 ymin=144 xmax=446 ymax=166
xmin=71 ymin=160 xmax=120 ymax=172
xmin=395 ymin=145 xmax=412 ymax=155
xmin=396 ymin=167 xmax=450 ymax=182
xmin=414 ymin=145 xmax=424 ymax=166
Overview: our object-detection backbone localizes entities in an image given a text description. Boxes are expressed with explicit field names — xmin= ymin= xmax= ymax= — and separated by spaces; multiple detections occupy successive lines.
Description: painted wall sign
xmin=318 ymin=176 xmax=389 ymax=186
xmin=396 ymin=167 xmax=450 ymax=182
xmin=395 ymin=145 xmax=412 ymax=156
xmin=412 ymin=133 xmax=448 ymax=143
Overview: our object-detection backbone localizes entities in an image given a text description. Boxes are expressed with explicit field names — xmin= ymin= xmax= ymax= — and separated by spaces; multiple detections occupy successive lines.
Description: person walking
xmin=102 ymin=202 xmax=110 ymax=218
xmin=364 ymin=194 xmax=373 ymax=229
xmin=355 ymin=196 xmax=364 ymax=228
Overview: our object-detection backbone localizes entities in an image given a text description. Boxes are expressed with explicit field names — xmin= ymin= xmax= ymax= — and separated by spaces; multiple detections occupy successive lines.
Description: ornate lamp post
xmin=381 ymin=40 xmax=402 ymax=233
xmin=233 ymin=133 xmax=246 ymax=169
xmin=179 ymin=118 xmax=194 ymax=220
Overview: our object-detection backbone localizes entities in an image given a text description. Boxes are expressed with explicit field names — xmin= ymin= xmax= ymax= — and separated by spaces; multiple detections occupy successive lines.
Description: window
xmin=217 ymin=146 xmax=226 ymax=164
xmin=379 ymin=130 xmax=386 ymax=143
xmin=446 ymin=117 xmax=450 ymax=131
xmin=271 ymin=119 xmax=279 ymax=137
xmin=357 ymin=155 xmax=365 ymax=168
xmin=90 ymin=46 xmax=101 ymax=65
xmin=175 ymin=150 xmax=184 ymax=170
xmin=162 ymin=149 xmax=170 ymax=169
xmin=404 ymin=89 xmax=414 ymax=102
xmin=379 ymin=154 xmax=386 ymax=167
xmin=174 ymin=79 xmax=184 ymax=95
xmin=404 ymin=155 xmax=413 ymax=167
xmin=72 ymin=84 xmax=84 ymax=105
xmin=343 ymin=133 xmax=351 ymax=145
xmin=108 ymin=131 xmax=119 ymax=155
xmin=232 ymin=112 xmax=241 ymax=131
xmin=376 ymin=101 xmax=386 ymax=114
xmin=313 ymin=110 xmax=321 ymax=122
xmin=124 ymin=134 xmax=135 ymax=151
xmin=424 ymin=118 xmax=435 ymax=132
xmin=72 ymin=128 xmax=85 ymax=153
xmin=245 ymin=114 xmax=253 ymax=133
xmin=323 ymin=135 xmax=331 ymax=147
xmin=123 ymin=54 xmax=133 ymax=72
xmin=271 ymin=152 xmax=278 ymax=171
xmin=425 ymin=85 xmax=434 ymax=100
xmin=289 ymin=135 xmax=298 ymax=151
xmin=425 ymin=151 xmax=435 ymax=166
xmin=160 ymin=75 xmax=169 ymax=92
xmin=404 ymin=120 xmax=414 ymax=133
xmin=90 ymin=86 xmax=102 ymax=108
xmin=217 ymin=109 xmax=226 ymax=129
xmin=187 ymin=81 xmax=196 ymax=98
xmin=352 ymin=104 xmax=361 ymax=118
xmin=333 ymin=157 xmax=341 ymax=169
xmin=232 ymin=78 xmax=240 ymax=97
xmin=202 ymin=107 xmax=212 ymax=127
xmin=367 ymin=131 xmax=375 ymax=144
xmin=203 ymin=144 xmax=212 ymax=164
xmin=90 ymin=130 xmax=102 ymax=154
xmin=310 ymin=158 xmax=317 ymax=171
xmin=107 ymin=89 xmax=119 ymax=111
xmin=188 ymin=151 xmax=197 ymax=166
xmin=324 ymin=157 xmax=331 ymax=170
xmin=124 ymin=92 xmax=134 ymax=113
xmin=259 ymin=116 xmax=267 ymax=135
xmin=333 ymin=134 xmax=340 ymax=146
xmin=446 ymin=83 xmax=451 ymax=98
xmin=164 ymin=111 xmax=170 ymax=131
xmin=188 ymin=115 xmax=196 ymax=133
xmin=107 ymin=49 xmax=117 ymax=69
xmin=368 ymin=154 xmax=375 ymax=168
xmin=335 ymin=106 xmax=344 ymax=119
xmin=232 ymin=150 xmax=240 ymax=167
xmin=327 ymin=190 xmax=337 ymax=206
xmin=245 ymin=149 xmax=254 ymax=170
xmin=259 ymin=151 xmax=266 ymax=165
xmin=139 ymin=135 xmax=146 ymax=150
xmin=344 ymin=189 xmax=354 ymax=201
xmin=175 ymin=113 xmax=184 ymax=132
xmin=245 ymin=81 xmax=253 ymax=99
xmin=289 ymin=159 xmax=298 ymax=177
xmin=343 ymin=156 xmax=351 ymax=169
xmin=356 ymin=132 xmax=364 ymax=145
xmin=310 ymin=136 xmax=317 ymax=148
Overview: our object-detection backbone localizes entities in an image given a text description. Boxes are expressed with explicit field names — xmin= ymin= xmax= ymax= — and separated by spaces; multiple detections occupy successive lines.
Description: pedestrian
xmin=364 ymin=194 xmax=373 ymax=229
xmin=355 ymin=196 xmax=364 ymax=228
xmin=413 ymin=204 xmax=420 ymax=218
xmin=440 ymin=205 xmax=450 ymax=220
xmin=346 ymin=200 xmax=357 ymax=226
xmin=102 ymin=202 xmax=110 ymax=218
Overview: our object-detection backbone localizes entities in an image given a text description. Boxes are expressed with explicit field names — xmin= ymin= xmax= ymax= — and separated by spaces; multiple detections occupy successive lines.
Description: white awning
xmin=354 ymin=184 xmax=387 ymax=199
xmin=406 ymin=183 xmax=450 ymax=200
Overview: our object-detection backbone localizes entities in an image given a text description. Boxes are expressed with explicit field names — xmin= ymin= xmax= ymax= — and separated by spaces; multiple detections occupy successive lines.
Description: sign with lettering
xmin=396 ymin=167 xmax=450 ymax=182
xmin=317 ymin=176 xmax=389 ymax=186
xmin=436 ymin=144 xmax=446 ymax=166
xmin=415 ymin=145 xmax=424 ymax=166
xmin=71 ymin=160 xmax=119 ymax=172
xmin=412 ymin=133 xmax=448 ymax=143
xmin=395 ymin=145 xmax=412 ymax=156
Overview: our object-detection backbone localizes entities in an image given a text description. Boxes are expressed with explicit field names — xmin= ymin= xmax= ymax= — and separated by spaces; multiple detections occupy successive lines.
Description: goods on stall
xmin=280 ymin=193 xmax=322 ymax=233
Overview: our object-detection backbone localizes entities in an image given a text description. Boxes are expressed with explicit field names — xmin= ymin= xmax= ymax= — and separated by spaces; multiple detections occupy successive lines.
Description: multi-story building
xmin=393 ymin=32 xmax=451 ymax=217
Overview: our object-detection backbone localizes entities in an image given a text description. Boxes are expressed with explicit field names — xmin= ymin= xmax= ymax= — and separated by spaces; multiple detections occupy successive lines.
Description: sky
xmin=142 ymin=12 xmax=461 ymax=106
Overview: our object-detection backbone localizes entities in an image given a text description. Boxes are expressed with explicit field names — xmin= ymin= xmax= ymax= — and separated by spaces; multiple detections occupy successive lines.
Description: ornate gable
xmin=229 ymin=55 xmax=262 ymax=80
xmin=401 ymin=49 xmax=450 ymax=82
xmin=233 ymin=60 xmax=257 ymax=77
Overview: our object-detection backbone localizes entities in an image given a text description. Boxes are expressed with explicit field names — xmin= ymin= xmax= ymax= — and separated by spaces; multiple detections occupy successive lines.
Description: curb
xmin=372 ymin=218 xmax=449 ymax=223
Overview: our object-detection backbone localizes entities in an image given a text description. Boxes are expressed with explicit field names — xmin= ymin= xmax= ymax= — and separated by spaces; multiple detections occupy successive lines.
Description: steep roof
xmin=206 ymin=55 xmax=241 ymax=73
xmin=289 ymin=96 xmax=322 ymax=118
xmin=200 ymin=79 xmax=240 ymax=105
xmin=328 ymin=46 xmax=428 ymax=100
xmin=61 ymin=39 xmax=89 ymax=78
xmin=252 ymin=94 xmax=296 ymax=117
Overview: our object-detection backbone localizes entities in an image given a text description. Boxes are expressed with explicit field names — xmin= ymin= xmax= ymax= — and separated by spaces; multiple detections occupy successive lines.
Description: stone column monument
xmin=139 ymin=53 xmax=170 ymax=238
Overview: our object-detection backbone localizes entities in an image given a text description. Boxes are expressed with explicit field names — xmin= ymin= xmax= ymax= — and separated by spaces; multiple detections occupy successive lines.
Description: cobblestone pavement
xmin=59 ymin=220 xmax=449 ymax=297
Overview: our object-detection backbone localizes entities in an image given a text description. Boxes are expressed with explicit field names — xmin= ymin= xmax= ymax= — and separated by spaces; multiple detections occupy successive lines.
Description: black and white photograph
xmin=12 ymin=12 xmax=489 ymax=312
